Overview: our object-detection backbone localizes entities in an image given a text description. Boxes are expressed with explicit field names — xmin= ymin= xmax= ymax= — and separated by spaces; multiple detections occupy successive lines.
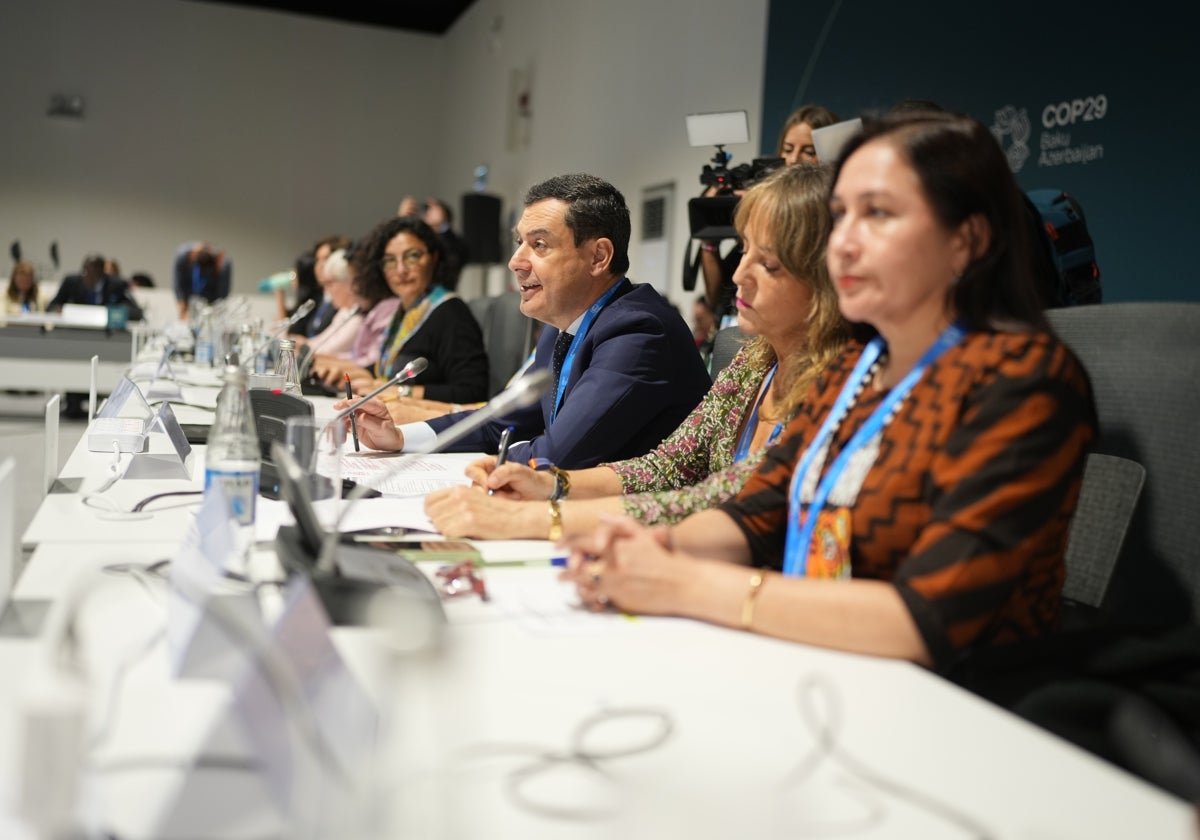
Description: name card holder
xmin=123 ymin=400 xmax=194 ymax=480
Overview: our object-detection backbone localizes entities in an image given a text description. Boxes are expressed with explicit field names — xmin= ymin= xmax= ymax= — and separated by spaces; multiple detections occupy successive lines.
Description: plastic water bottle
xmin=205 ymin=365 xmax=260 ymax=530
xmin=235 ymin=324 xmax=258 ymax=372
xmin=194 ymin=306 xmax=216 ymax=366
xmin=276 ymin=338 xmax=302 ymax=395
xmin=252 ymin=319 xmax=270 ymax=374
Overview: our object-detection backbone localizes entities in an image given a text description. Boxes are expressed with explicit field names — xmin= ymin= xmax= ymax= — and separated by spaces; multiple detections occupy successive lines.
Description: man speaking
xmin=346 ymin=173 xmax=710 ymax=469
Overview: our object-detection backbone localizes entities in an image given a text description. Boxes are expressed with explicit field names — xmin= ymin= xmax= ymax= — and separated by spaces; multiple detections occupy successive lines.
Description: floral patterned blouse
xmin=606 ymin=346 xmax=775 ymax=525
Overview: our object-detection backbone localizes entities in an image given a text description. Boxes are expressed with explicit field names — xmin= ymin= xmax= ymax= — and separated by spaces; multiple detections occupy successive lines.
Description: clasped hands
xmin=559 ymin=515 xmax=685 ymax=615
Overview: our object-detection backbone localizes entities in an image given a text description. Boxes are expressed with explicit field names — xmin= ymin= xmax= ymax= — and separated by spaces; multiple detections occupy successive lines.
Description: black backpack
xmin=1024 ymin=189 xmax=1102 ymax=308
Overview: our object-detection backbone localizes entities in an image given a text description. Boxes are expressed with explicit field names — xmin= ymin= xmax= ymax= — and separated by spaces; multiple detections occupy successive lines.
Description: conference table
xmin=0 ymin=314 xmax=135 ymax=393
xmin=0 ymin=358 xmax=1195 ymax=839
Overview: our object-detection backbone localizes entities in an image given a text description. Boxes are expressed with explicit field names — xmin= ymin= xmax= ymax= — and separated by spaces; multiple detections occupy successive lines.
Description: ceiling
xmin=189 ymin=0 xmax=478 ymax=35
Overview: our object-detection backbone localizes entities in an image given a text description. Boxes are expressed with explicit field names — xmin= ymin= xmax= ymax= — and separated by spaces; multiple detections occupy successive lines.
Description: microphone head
xmin=398 ymin=357 xmax=429 ymax=381
xmin=293 ymin=298 xmax=317 ymax=319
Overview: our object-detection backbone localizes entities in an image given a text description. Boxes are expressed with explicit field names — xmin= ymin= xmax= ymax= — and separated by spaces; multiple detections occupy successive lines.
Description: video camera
xmin=685 ymin=110 xmax=783 ymax=241
xmin=683 ymin=110 xmax=783 ymax=291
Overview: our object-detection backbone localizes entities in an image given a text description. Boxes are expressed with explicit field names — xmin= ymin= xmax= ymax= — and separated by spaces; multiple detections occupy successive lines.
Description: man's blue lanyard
xmin=733 ymin=363 xmax=783 ymax=462
xmin=782 ymin=322 xmax=966 ymax=577
xmin=552 ymin=278 xmax=628 ymax=421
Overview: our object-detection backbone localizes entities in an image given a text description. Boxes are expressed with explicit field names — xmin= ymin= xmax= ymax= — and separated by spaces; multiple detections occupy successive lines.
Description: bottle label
xmin=205 ymin=466 xmax=259 ymax=526
xmin=195 ymin=342 xmax=215 ymax=365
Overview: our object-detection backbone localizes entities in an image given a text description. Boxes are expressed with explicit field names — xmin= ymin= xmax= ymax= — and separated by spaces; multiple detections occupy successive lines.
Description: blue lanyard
xmin=552 ymin=279 xmax=628 ymax=421
xmin=782 ymin=322 xmax=966 ymax=577
xmin=733 ymin=364 xmax=783 ymax=462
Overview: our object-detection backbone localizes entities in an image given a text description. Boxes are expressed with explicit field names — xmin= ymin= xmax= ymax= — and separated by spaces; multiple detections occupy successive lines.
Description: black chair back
xmin=1048 ymin=303 xmax=1200 ymax=624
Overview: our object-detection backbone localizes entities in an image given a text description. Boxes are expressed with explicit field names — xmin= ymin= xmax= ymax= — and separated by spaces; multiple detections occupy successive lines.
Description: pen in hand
xmin=489 ymin=425 xmax=515 ymax=496
xmin=345 ymin=373 xmax=361 ymax=452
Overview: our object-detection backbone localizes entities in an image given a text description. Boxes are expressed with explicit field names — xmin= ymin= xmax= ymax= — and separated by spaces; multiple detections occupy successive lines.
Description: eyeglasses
xmin=380 ymin=250 xmax=427 ymax=272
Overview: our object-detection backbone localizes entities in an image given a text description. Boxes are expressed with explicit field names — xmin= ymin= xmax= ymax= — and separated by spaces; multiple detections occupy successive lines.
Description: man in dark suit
xmin=48 ymin=254 xmax=144 ymax=322
xmin=48 ymin=254 xmax=145 ymax=418
xmin=349 ymin=173 xmax=711 ymax=469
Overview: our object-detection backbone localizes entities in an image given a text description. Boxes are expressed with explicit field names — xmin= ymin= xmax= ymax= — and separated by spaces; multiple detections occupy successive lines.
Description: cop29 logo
xmin=1041 ymin=94 xmax=1108 ymax=128
xmin=992 ymin=95 xmax=1109 ymax=172
xmin=990 ymin=106 xmax=1031 ymax=172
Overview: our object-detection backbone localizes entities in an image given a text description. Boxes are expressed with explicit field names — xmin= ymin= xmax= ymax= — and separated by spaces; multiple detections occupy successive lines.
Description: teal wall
xmin=762 ymin=1 xmax=1196 ymax=302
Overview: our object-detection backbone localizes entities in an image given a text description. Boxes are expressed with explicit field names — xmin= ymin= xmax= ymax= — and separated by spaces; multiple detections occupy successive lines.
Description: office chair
xmin=1061 ymin=453 xmax=1145 ymax=610
xmin=1048 ymin=302 xmax=1200 ymax=625
xmin=709 ymin=325 xmax=748 ymax=381
xmin=471 ymin=291 xmax=535 ymax=397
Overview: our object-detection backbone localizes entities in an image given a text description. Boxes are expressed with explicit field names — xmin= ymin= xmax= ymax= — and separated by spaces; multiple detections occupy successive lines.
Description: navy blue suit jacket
xmin=427 ymin=281 xmax=711 ymax=469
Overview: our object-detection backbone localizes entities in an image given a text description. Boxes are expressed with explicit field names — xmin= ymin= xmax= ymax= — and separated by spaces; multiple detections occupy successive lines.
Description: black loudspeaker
xmin=461 ymin=193 xmax=503 ymax=265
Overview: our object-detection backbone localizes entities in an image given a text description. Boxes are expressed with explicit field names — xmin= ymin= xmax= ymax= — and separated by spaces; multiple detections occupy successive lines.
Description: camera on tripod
xmin=685 ymin=110 xmax=783 ymax=241
xmin=683 ymin=110 xmax=783 ymax=291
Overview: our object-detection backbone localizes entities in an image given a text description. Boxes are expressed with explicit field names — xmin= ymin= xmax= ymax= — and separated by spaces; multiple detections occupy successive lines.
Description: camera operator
xmin=698 ymin=105 xmax=839 ymax=325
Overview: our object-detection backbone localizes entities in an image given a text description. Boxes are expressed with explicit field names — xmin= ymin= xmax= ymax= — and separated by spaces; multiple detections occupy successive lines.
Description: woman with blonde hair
xmin=426 ymin=164 xmax=848 ymax=540
xmin=4 ymin=260 xmax=48 ymax=314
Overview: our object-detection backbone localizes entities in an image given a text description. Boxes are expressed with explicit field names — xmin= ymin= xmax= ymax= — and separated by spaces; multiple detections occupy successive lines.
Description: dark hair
xmin=130 ymin=272 xmax=155 ymax=288
xmin=81 ymin=254 xmax=106 ymax=276
xmin=313 ymin=234 xmax=352 ymax=257
xmin=193 ymin=249 xmax=216 ymax=273
xmin=523 ymin=173 xmax=631 ymax=276
xmin=831 ymin=112 xmax=1046 ymax=334
xmin=350 ymin=215 xmax=448 ymax=307
xmin=292 ymin=252 xmax=321 ymax=306
xmin=887 ymin=98 xmax=950 ymax=116
xmin=777 ymin=104 xmax=840 ymax=156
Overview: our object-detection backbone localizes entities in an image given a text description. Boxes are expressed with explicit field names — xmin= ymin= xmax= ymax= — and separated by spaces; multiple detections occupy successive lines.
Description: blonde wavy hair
xmin=732 ymin=163 xmax=848 ymax=415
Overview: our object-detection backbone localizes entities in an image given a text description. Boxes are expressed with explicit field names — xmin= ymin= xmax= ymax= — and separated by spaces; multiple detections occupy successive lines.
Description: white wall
xmin=0 ymin=0 xmax=445 ymax=294
xmin=0 ymin=0 xmax=769 ymax=308
xmin=437 ymin=0 xmax=770 ymax=304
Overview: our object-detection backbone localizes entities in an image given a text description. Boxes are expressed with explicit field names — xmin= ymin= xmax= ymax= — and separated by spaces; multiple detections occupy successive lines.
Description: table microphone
xmin=316 ymin=368 xmax=553 ymax=572
xmin=328 ymin=357 xmax=429 ymax=423
xmin=251 ymin=298 xmax=318 ymax=362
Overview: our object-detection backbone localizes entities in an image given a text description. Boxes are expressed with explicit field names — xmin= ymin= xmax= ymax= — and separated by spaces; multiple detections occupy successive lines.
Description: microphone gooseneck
xmin=315 ymin=369 xmax=552 ymax=572
xmin=331 ymin=357 xmax=429 ymax=423
xmin=249 ymin=298 xmax=321 ymax=365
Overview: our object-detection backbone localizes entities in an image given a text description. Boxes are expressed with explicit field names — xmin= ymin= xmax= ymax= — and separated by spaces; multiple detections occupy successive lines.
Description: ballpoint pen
xmin=345 ymin=373 xmax=361 ymax=452
xmin=489 ymin=425 xmax=515 ymax=496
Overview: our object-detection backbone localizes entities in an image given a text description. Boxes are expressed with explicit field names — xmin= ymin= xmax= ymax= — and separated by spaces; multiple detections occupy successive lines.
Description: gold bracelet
xmin=741 ymin=571 xmax=765 ymax=630
xmin=547 ymin=499 xmax=563 ymax=542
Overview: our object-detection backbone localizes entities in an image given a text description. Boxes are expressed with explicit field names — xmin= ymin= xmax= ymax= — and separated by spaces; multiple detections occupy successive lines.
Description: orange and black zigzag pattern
xmin=721 ymin=330 xmax=1096 ymax=669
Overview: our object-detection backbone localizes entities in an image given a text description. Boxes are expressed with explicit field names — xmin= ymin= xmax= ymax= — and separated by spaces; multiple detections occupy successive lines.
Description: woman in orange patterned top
xmin=562 ymin=112 xmax=1097 ymax=671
